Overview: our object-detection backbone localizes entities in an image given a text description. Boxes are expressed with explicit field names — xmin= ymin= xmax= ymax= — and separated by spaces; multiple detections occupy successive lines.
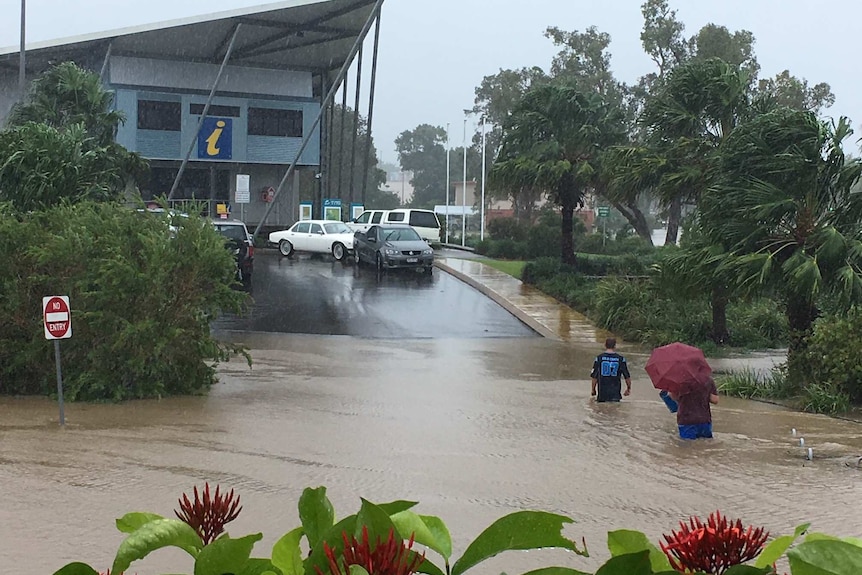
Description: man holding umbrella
xmin=646 ymin=343 xmax=720 ymax=439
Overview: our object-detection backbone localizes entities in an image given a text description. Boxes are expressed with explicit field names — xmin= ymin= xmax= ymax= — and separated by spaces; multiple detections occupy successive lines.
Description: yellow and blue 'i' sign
xmin=198 ymin=117 xmax=233 ymax=160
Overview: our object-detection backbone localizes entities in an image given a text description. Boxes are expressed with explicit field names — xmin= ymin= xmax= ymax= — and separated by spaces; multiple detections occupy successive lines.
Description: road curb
xmin=434 ymin=261 xmax=562 ymax=341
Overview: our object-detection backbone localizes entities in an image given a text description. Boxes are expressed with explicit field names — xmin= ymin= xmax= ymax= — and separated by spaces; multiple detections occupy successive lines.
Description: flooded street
xmin=2 ymin=332 xmax=862 ymax=574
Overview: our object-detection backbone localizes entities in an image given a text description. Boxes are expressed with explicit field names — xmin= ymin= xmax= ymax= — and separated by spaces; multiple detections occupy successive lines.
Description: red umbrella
xmin=645 ymin=342 xmax=713 ymax=396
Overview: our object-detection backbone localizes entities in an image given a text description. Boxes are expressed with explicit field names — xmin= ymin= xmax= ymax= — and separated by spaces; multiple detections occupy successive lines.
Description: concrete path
xmin=436 ymin=256 xmax=607 ymax=345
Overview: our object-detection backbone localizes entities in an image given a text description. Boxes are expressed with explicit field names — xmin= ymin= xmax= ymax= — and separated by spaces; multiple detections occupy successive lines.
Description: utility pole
xmin=19 ymin=0 xmax=26 ymax=95
xmin=445 ymin=122 xmax=450 ymax=244
xmin=480 ymin=116 xmax=486 ymax=241
xmin=461 ymin=118 xmax=467 ymax=247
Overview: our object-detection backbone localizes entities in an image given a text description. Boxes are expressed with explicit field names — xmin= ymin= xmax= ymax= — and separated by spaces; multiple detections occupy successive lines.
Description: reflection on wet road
xmin=215 ymin=252 xmax=537 ymax=338
xmin=2 ymin=333 xmax=861 ymax=574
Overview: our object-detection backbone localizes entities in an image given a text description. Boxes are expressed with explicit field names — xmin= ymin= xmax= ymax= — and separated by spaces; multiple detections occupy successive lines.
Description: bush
xmin=486 ymin=238 xmax=526 ymax=259
xmin=0 ymin=201 xmax=249 ymax=401
xmin=717 ymin=367 xmax=798 ymax=400
xmin=522 ymin=257 xmax=566 ymax=284
xmin=487 ymin=217 xmax=528 ymax=242
xmin=794 ymin=308 xmax=862 ymax=408
xmin=526 ymin=223 xmax=561 ymax=259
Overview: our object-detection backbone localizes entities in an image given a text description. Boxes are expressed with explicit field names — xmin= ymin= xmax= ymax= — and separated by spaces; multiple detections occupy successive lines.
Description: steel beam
xmin=167 ymin=24 xmax=242 ymax=201
xmin=253 ymin=0 xmax=386 ymax=239
xmin=348 ymin=43 xmax=363 ymax=207
xmin=99 ymin=41 xmax=113 ymax=81
xmin=360 ymin=7 xmax=381 ymax=206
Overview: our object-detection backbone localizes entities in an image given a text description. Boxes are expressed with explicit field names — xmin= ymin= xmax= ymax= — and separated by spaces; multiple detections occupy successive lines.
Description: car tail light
xmin=247 ymin=244 xmax=254 ymax=258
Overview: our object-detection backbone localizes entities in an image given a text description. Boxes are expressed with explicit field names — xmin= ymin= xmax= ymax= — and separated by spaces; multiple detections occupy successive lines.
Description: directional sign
xmin=43 ymin=296 xmax=72 ymax=340
xmin=598 ymin=206 xmax=610 ymax=217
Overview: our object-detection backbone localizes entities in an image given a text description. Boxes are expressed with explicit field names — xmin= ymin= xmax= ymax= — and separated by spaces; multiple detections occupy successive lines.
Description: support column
xmin=168 ymin=23 xmax=242 ymax=201
xmin=360 ymin=7 xmax=382 ymax=206
xmin=348 ymin=43 xmax=363 ymax=209
xmin=252 ymin=0 xmax=386 ymax=239
xmin=335 ymin=69 xmax=349 ymax=206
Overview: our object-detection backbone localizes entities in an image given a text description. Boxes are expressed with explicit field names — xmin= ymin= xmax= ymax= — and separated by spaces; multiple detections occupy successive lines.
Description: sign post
xmin=598 ymin=206 xmax=610 ymax=247
xmin=43 ymin=296 xmax=71 ymax=426
xmin=235 ymin=174 xmax=250 ymax=222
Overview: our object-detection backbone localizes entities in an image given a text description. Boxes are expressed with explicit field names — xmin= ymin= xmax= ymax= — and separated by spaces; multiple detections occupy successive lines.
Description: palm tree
xmin=6 ymin=62 xmax=125 ymax=146
xmin=490 ymin=84 xmax=625 ymax=266
xmin=706 ymin=108 xmax=862 ymax=364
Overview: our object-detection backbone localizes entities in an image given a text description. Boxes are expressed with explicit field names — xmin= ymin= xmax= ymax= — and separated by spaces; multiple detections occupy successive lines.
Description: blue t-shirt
xmin=591 ymin=352 xmax=630 ymax=402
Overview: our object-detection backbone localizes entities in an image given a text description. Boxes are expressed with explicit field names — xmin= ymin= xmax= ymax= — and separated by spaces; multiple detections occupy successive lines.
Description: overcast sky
xmin=1 ymin=0 xmax=859 ymax=163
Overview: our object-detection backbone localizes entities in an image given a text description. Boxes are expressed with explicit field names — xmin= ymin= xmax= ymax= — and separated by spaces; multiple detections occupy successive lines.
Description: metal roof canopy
xmin=0 ymin=0 xmax=377 ymax=83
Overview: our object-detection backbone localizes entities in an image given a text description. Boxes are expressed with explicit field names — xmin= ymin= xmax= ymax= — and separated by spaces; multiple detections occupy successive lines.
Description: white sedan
xmin=269 ymin=220 xmax=355 ymax=261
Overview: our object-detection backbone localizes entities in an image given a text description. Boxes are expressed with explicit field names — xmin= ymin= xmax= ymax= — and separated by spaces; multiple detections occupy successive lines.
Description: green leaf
xmin=519 ymin=567 xmax=591 ymax=575
xmin=390 ymin=511 xmax=453 ymax=560
xmin=595 ymin=550 xmax=652 ymax=575
xmin=237 ymin=558 xmax=284 ymax=575
xmin=305 ymin=515 xmax=358 ymax=575
xmin=788 ymin=539 xmax=862 ymax=575
xmin=414 ymin=553 xmax=446 ymax=575
xmin=450 ymin=511 xmax=581 ymax=575
xmin=349 ymin=566 xmax=371 ymax=575
xmin=299 ymin=486 xmax=335 ymax=550
xmin=755 ymin=523 xmax=809 ymax=569
xmin=111 ymin=518 xmax=204 ymax=574
xmin=272 ymin=527 xmax=305 ymax=575
xmin=723 ymin=566 xmax=773 ymax=574
xmin=606 ymin=530 xmax=672 ymax=572
xmin=195 ymin=533 xmax=263 ymax=575
xmin=51 ymin=563 xmax=98 ymax=575
xmin=116 ymin=512 xmax=165 ymax=534
xmin=377 ymin=500 xmax=419 ymax=515
xmin=355 ymin=498 xmax=399 ymax=543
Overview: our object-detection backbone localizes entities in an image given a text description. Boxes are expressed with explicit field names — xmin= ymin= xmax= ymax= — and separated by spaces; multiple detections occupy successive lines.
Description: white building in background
xmin=380 ymin=170 xmax=414 ymax=204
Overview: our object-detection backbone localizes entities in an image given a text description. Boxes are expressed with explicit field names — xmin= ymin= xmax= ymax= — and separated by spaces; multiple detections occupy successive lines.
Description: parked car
xmin=212 ymin=219 xmax=254 ymax=284
xmin=353 ymin=224 xmax=434 ymax=274
xmin=269 ymin=219 xmax=354 ymax=260
xmin=348 ymin=208 xmax=441 ymax=245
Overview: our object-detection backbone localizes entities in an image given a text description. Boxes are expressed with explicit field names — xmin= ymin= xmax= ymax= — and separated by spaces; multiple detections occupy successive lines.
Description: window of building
xmin=248 ymin=107 xmax=303 ymax=137
xmin=138 ymin=100 xmax=181 ymax=131
xmin=189 ymin=103 xmax=241 ymax=117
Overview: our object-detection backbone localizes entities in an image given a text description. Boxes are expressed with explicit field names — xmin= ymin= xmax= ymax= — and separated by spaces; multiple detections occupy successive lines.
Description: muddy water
xmin=2 ymin=333 xmax=862 ymax=574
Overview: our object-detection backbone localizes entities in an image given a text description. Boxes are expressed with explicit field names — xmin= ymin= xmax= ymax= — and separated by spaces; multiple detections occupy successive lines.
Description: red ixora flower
xmin=660 ymin=511 xmax=769 ymax=575
xmin=174 ymin=483 xmax=242 ymax=545
xmin=318 ymin=526 xmax=425 ymax=575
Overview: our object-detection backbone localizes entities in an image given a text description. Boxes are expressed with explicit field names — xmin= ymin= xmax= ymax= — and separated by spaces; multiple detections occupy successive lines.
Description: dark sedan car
xmin=213 ymin=219 xmax=254 ymax=284
xmin=353 ymin=224 xmax=434 ymax=274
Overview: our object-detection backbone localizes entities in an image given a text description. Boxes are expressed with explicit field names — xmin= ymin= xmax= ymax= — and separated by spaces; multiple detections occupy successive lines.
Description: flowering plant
xmin=50 ymin=486 xmax=862 ymax=575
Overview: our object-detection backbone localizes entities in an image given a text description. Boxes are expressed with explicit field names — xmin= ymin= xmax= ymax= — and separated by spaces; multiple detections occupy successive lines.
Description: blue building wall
xmin=113 ymin=88 xmax=321 ymax=166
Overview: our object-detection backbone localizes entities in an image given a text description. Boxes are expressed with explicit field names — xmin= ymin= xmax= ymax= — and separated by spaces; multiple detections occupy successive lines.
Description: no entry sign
xmin=43 ymin=296 xmax=72 ymax=340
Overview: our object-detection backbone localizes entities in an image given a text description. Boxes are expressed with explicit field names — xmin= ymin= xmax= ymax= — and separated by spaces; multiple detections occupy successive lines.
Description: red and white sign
xmin=43 ymin=296 xmax=72 ymax=340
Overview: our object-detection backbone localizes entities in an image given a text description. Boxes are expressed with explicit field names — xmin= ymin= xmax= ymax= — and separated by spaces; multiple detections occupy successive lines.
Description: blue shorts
xmin=678 ymin=423 xmax=713 ymax=440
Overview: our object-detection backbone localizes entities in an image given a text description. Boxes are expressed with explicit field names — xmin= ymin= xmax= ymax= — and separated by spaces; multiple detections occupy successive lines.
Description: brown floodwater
xmin=2 ymin=332 xmax=861 ymax=574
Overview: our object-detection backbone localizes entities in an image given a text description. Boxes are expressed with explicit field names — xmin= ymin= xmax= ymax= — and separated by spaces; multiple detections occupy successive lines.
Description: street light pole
xmin=461 ymin=117 xmax=467 ymax=247
xmin=19 ymin=0 xmax=26 ymax=95
xmin=445 ymin=122 xmax=450 ymax=244
xmin=480 ymin=116 xmax=486 ymax=241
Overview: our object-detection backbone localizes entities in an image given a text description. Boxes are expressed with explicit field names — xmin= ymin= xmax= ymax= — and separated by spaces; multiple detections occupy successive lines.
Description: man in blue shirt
xmin=590 ymin=338 xmax=632 ymax=402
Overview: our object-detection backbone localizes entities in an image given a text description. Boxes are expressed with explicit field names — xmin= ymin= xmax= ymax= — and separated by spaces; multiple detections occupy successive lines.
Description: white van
xmin=348 ymin=209 xmax=441 ymax=245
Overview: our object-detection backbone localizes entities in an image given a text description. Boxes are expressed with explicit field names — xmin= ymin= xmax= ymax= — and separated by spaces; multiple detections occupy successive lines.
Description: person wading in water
xmin=590 ymin=338 xmax=632 ymax=402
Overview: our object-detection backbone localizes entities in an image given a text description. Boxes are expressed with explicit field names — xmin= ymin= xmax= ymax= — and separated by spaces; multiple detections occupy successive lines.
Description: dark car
xmin=213 ymin=219 xmax=254 ymax=284
xmin=353 ymin=224 xmax=434 ymax=274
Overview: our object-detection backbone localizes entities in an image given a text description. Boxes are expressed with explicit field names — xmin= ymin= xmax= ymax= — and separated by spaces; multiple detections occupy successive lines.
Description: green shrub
xmin=0 ymin=201 xmax=249 ymax=401
xmin=794 ymin=308 xmax=862 ymax=406
xmin=486 ymin=238 xmax=526 ymax=259
xmin=522 ymin=257 xmax=566 ymax=284
xmin=717 ymin=367 xmax=797 ymax=400
xmin=526 ymin=223 xmax=561 ymax=258
xmin=487 ymin=217 xmax=528 ymax=242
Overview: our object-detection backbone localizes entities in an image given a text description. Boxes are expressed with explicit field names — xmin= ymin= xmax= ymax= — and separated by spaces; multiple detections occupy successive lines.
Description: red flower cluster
xmin=319 ymin=527 xmax=425 ymax=575
xmin=174 ymin=483 xmax=242 ymax=545
xmin=660 ymin=511 xmax=769 ymax=575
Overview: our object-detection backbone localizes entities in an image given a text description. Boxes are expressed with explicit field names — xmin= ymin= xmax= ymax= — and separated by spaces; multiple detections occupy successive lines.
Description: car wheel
xmin=332 ymin=242 xmax=346 ymax=261
xmin=424 ymin=266 xmax=433 ymax=275
xmin=353 ymin=248 xmax=361 ymax=265
xmin=376 ymin=253 xmax=384 ymax=273
xmin=279 ymin=239 xmax=294 ymax=257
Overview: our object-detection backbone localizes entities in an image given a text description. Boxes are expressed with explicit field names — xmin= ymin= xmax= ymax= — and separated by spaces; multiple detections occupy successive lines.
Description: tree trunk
xmin=613 ymin=200 xmax=653 ymax=244
xmin=785 ymin=295 xmax=819 ymax=379
xmin=710 ymin=286 xmax=729 ymax=345
xmin=560 ymin=194 xmax=576 ymax=267
xmin=665 ymin=196 xmax=682 ymax=246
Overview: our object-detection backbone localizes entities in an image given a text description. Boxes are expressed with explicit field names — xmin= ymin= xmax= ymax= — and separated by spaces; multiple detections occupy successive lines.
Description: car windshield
xmin=214 ymin=224 xmax=247 ymax=241
xmin=323 ymin=222 xmax=350 ymax=234
xmin=382 ymin=228 xmax=421 ymax=242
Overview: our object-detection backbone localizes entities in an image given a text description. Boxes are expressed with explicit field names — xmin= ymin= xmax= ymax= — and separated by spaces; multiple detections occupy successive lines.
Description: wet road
xmin=215 ymin=251 xmax=536 ymax=338
xmin=2 ymin=332 xmax=862 ymax=575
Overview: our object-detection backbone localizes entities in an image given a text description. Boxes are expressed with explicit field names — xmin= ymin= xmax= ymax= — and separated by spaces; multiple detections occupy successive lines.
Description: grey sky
xmin=2 ymin=0 xmax=860 ymax=163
